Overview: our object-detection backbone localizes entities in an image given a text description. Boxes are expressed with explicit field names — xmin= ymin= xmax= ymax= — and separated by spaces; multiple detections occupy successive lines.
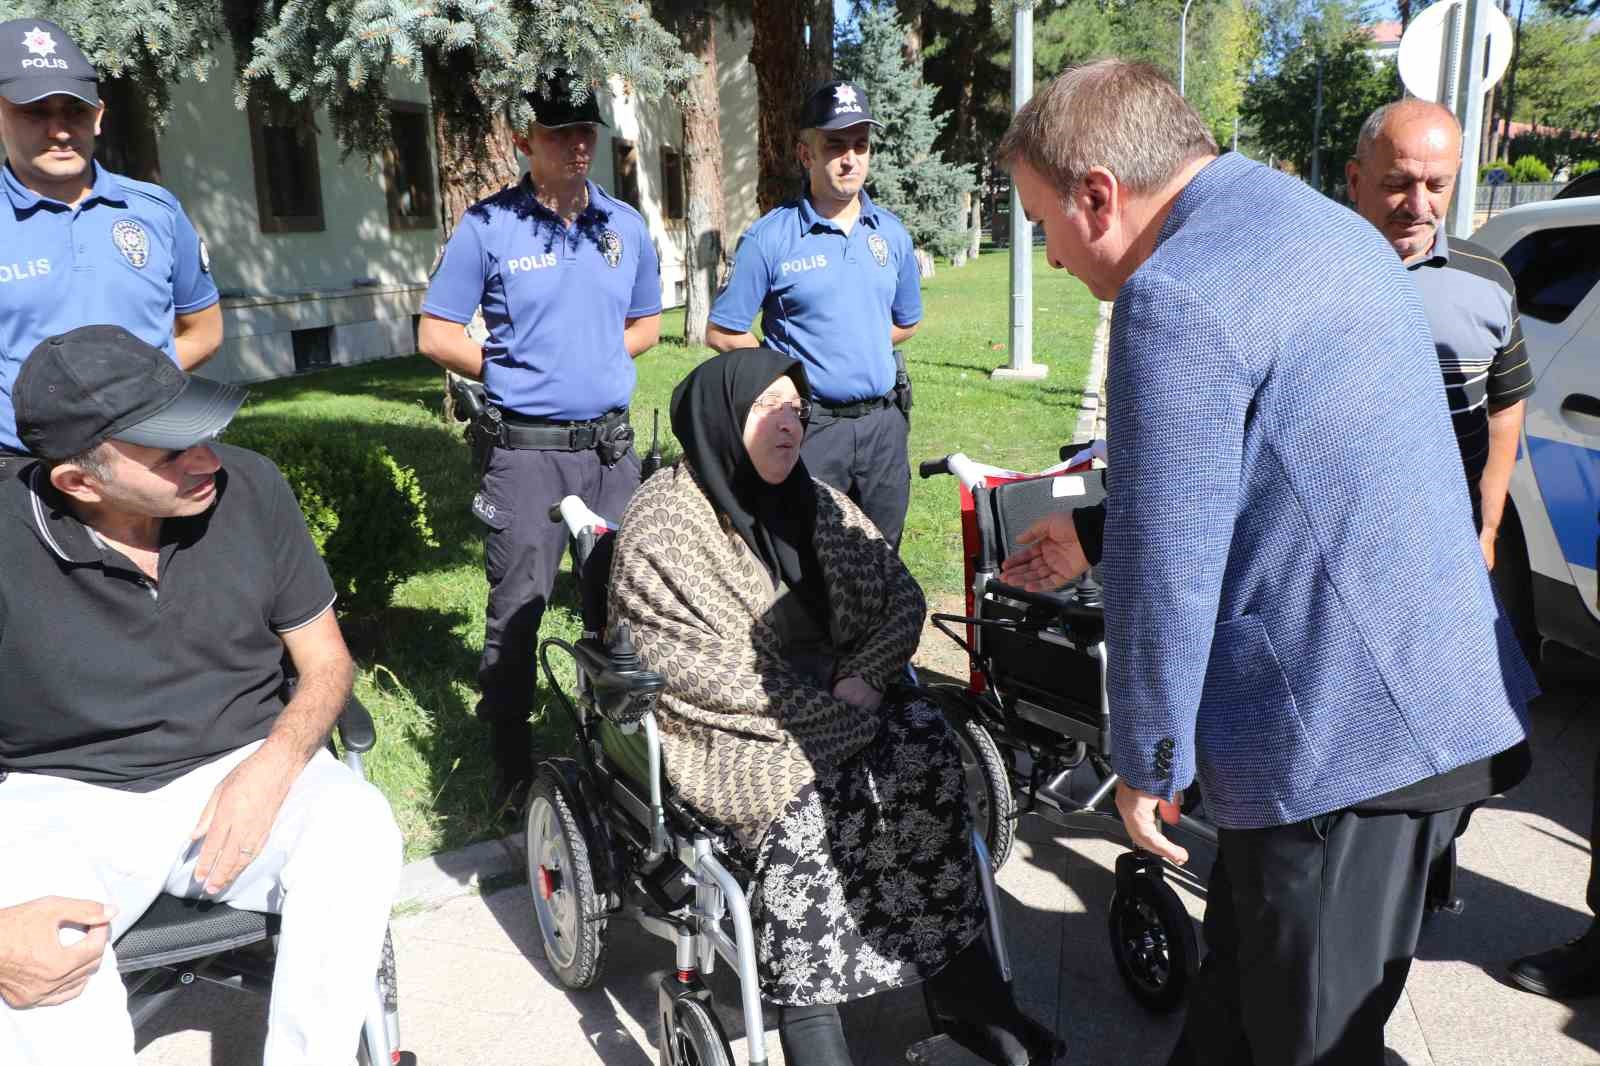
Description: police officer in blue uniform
xmin=419 ymin=75 xmax=661 ymax=806
xmin=708 ymin=81 xmax=922 ymax=547
xmin=0 ymin=18 xmax=221 ymax=478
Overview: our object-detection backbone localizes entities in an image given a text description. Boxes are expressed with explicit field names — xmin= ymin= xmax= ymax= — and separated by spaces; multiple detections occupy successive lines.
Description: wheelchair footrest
xmin=905 ymin=1034 xmax=993 ymax=1065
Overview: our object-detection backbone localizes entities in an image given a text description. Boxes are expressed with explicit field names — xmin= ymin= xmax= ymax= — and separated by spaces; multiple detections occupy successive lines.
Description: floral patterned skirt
xmin=747 ymin=693 xmax=985 ymax=1006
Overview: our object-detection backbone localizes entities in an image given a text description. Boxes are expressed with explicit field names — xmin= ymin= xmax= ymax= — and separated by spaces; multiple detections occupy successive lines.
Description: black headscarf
xmin=670 ymin=349 xmax=828 ymax=624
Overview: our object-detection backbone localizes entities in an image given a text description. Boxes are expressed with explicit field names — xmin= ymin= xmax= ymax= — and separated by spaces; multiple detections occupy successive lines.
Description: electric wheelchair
xmin=526 ymin=496 xmax=1018 ymax=1066
xmin=116 ymin=693 xmax=411 ymax=1065
xmin=918 ymin=446 xmax=1215 ymax=1013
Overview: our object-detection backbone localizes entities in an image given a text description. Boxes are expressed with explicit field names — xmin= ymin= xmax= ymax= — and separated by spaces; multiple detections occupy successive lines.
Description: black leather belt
xmin=499 ymin=409 xmax=628 ymax=451
xmin=815 ymin=395 xmax=894 ymax=419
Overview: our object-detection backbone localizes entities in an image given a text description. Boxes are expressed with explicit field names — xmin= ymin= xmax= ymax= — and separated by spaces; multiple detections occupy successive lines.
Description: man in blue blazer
xmin=998 ymin=60 xmax=1533 ymax=1064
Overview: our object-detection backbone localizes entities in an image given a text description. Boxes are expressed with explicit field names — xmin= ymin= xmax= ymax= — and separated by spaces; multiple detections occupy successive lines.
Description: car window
xmin=1501 ymin=225 xmax=1600 ymax=325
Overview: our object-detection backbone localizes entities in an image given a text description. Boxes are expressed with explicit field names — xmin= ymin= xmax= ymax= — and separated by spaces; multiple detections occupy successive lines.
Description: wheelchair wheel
xmin=932 ymin=688 xmax=1016 ymax=872
xmin=527 ymin=772 xmax=607 ymax=990
xmin=661 ymin=997 xmax=734 ymax=1066
xmin=1107 ymin=874 xmax=1195 ymax=1013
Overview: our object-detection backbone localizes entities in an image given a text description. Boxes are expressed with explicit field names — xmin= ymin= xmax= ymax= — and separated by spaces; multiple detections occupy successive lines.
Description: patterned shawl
xmin=607 ymin=464 xmax=926 ymax=849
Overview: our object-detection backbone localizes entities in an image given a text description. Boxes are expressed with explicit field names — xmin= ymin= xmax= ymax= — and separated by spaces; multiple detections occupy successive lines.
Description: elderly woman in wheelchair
xmin=582 ymin=349 xmax=1060 ymax=1066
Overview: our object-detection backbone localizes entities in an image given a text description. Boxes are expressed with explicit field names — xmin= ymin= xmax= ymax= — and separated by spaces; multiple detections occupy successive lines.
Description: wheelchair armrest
xmin=335 ymin=693 xmax=377 ymax=754
xmin=572 ymin=636 xmax=664 ymax=727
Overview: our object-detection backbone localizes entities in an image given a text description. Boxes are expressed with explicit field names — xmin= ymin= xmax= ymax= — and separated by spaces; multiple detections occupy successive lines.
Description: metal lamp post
xmin=1179 ymin=0 xmax=1200 ymax=96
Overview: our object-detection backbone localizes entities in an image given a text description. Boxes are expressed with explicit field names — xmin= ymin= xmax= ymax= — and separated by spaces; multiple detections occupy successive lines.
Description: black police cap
xmin=521 ymin=71 xmax=607 ymax=129
xmin=15 ymin=325 xmax=246 ymax=461
xmin=798 ymin=81 xmax=882 ymax=133
xmin=0 ymin=19 xmax=99 ymax=108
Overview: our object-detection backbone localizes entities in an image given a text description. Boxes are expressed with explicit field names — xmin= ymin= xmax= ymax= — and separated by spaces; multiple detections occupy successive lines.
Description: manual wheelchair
xmin=918 ymin=445 xmax=1217 ymax=1014
xmin=525 ymin=496 xmax=1019 ymax=1066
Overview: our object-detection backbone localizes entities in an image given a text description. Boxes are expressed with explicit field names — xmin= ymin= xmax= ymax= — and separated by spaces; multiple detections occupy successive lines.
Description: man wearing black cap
xmin=0 ymin=326 xmax=400 ymax=1064
xmin=0 ymin=18 xmax=222 ymax=482
xmin=419 ymin=73 xmax=661 ymax=808
xmin=708 ymin=80 xmax=923 ymax=547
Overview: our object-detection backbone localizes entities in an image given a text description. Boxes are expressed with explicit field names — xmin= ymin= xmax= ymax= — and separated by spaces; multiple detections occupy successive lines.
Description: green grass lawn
xmin=232 ymin=247 xmax=1099 ymax=859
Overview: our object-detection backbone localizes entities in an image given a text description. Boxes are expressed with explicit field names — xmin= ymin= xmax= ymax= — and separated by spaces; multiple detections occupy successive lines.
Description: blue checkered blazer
xmin=1104 ymin=152 xmax=1531 ymax=830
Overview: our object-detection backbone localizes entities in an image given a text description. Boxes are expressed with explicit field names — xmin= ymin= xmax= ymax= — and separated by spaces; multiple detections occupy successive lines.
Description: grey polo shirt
xmin=1408 ymin=231 xmax=1536 ymax=492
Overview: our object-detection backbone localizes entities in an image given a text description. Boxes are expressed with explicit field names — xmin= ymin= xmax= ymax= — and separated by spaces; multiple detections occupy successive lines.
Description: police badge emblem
xmin=600 ymin=230 xmax=623 ymax=268
xmin=111 ymin=220 xmax=150 ymax=269
xmin=867 ymin=233 xmax=889 ymax=268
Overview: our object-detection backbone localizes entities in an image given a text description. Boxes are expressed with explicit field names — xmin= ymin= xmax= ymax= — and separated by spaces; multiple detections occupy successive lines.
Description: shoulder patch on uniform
xmin=111 ymin=219 xmax=150 ymax=269
xmin=600 ymin=229 xmax=623 ymax=268
xmin=429 ymin=245 xmax=446 ymax=278
xmin=868 ymin=233 xmax=889 ymax=268
xmin=198 ymin=237 xmax=211 ymax=274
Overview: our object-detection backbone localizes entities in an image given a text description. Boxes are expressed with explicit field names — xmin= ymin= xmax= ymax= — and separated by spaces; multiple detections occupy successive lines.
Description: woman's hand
xmin=833 ymin=675 xmax=883 ymax=712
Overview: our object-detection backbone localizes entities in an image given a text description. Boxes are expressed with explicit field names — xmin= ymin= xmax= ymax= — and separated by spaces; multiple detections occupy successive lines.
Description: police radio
xmin=640 ymin=409 xmax=663 ymax=481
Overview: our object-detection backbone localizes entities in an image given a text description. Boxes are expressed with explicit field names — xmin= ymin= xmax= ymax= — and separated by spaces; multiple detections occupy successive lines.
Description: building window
xmin=247 ymin=92 xmax=325 ymax=234
xmin=94 ymin=77 xmax=161 ymax=182
xmin=660 ymin=146 xmax=685 ymax=221
xmin=292 ymin=326 xmax=333 ymax=372
xmin=612 ymin=139 xmax=641 ymax=210
xmin=386 ymin=102 xmax=437 ymax=231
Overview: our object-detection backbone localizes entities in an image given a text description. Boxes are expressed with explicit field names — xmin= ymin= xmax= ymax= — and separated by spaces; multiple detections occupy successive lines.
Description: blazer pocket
xmin=1195 ymin=614 xmax=1313 ymax=799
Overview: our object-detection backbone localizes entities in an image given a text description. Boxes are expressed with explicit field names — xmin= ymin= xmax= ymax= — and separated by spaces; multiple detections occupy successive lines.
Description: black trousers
xmin=1587 ymin=749 xmax=1600 ymax=916
xmin=802 ymin=403 xmax=910 ymax=548
xmin=474 ymin=445 xmax=639 ymax=777
xmin=1170 ymin=806 xmax=1466 ymax=1066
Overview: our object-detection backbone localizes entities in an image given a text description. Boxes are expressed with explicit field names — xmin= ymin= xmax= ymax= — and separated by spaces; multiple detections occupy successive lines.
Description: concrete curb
xmin=1073 ymin=300 xmax=1113 ymax=444
xmin=395 ymin=832 xmax=525 ymax=910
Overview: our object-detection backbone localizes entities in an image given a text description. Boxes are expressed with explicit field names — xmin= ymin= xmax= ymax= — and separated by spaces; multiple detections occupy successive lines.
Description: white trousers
xmin=0 ymin=742 xmax=403 ymax=1065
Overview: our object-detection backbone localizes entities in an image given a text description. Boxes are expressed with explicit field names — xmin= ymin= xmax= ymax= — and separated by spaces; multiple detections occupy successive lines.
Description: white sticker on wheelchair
xmin=1051 ymin=475 xmax=1086 ymax=498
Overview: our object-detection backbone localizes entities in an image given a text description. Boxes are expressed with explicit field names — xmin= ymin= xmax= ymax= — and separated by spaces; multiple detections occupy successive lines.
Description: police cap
xmin=0 ymin=19 xmax=99 ymax=108
xmin=522 ymin=71 xmax=607 ymax=129
xmin=799 ymin=81 xmax=882 ymax=133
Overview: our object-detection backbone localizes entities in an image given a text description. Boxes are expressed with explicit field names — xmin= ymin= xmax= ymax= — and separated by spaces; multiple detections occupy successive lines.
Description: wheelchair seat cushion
xmin=115 ymin=893 xmax=279 ymax=973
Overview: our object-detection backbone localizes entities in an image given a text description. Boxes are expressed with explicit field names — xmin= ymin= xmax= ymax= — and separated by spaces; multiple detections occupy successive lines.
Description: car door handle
xmin=1560 ymin=394 xmax=1600 ymax=438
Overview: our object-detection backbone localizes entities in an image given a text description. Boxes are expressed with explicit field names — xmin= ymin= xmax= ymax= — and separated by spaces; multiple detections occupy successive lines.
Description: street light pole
xmin=1179 ymin=0 xmax=1200 ymax=96
xmin=994 ymin=1 xmax=1046 ymax=381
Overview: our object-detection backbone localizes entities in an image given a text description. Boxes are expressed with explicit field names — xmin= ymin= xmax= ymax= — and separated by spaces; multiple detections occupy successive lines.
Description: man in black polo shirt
xmin=0 ymin=326 xmax=401 ymax=1065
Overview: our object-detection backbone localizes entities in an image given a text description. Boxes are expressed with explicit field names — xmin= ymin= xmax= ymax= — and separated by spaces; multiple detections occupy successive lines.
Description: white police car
xmin=1473 ymin=184 xmax=1600 ymax=662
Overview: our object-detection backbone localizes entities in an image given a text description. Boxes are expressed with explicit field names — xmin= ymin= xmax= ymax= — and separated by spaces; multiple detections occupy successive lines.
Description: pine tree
xmin=838 ymin=5 xmax=975 ymax=270
xmin=5 ymin=2 xmax=697 ymax=233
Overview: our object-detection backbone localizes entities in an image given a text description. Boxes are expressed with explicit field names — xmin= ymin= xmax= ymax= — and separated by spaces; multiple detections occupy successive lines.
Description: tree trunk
xmin=968 ymin=189 xmax=982 ymax=262
xmin=751 ymin=0 xmax=810 ymax=213
xmin=681 ymin=10 xmax=729 ymax=348
xmin=899 ymin=0 xmax=927 ymax=70
xmin=951 ymin=191 xmax=971 ymax=267
xmin=811 ymin=0 xmax=834 ymax=82
xmin=426 ymin=51 xmax=521 ymax=239
xmin=915 ymin=248 xmax=935 ymax=279
xmin=1500 ymin=0 xmax=1527 ymax=156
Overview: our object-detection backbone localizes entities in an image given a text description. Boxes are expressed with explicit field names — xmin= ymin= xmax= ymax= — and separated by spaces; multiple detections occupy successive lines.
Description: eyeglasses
xmin=751 ymin=397 xmax=813 ymax=424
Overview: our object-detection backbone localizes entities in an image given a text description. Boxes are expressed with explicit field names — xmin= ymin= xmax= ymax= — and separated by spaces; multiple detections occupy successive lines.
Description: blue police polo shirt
xmin=709 ymin=190 xmax=922 ymax=404
xmin=0 ymin=163 xmax=219 ymax=453
xmin=422 ymin=178 xmax=662 ymax=421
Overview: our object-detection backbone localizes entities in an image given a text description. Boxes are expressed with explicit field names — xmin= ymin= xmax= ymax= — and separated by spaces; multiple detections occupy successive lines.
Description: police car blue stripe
xmin=1526 ymin=435 xmax=1600 ymax=571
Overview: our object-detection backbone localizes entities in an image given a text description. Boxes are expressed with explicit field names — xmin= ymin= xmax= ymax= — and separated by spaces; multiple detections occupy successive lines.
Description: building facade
xmin=130 ymin=25 xmax=757 ymax=385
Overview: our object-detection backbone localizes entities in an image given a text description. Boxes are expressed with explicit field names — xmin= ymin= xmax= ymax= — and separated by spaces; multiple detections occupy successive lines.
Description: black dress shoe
xmin=1509 ymin=926 xmax=1600 ymax=999
xmin=935 ymin=1013 xmax=1065 ymax=1065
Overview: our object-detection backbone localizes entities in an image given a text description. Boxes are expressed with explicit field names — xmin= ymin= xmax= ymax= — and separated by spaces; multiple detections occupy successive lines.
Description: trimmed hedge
xmin=226 ymin=422 xmax=438 ymax=615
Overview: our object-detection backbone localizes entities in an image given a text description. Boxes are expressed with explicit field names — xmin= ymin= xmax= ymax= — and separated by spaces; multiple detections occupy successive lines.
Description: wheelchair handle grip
xmin=919 ymin=457 xmax=949 ymax=479
xmin=987 ymin=577 xmax=1105 ymax=630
